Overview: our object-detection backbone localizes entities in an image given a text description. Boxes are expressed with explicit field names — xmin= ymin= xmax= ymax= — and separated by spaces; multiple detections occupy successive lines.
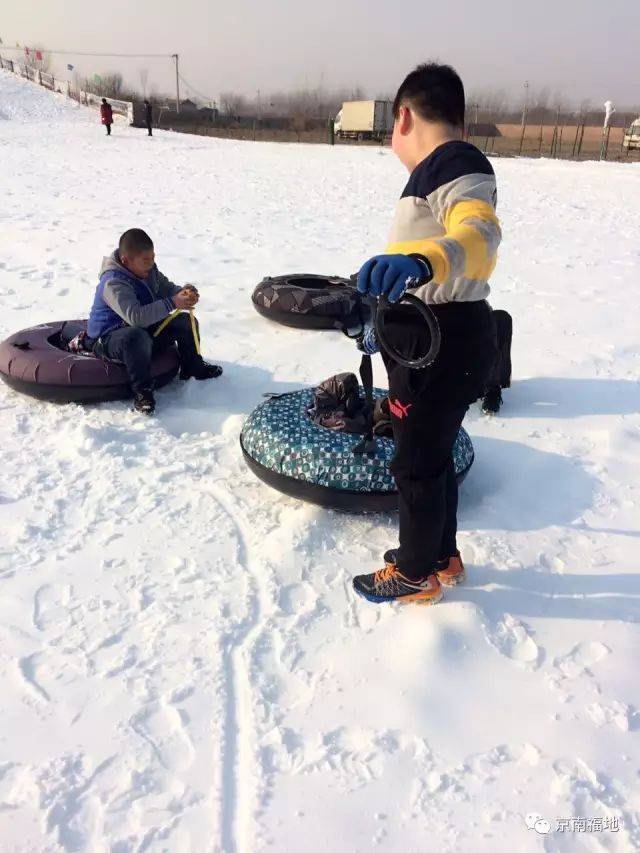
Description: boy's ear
xmin=397 ymin=105 xmax=413 ymax=136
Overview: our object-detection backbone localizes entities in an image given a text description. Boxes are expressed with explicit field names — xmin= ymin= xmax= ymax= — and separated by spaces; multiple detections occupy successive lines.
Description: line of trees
xmin=50 ymin=65 xmax=640 ymax=128
xmin=218 ymin=86 xmax=369 ymax=121
xmin=467 ymin=86 xmax=640 ymax=128
xmin=75 ymin=71 xmax=139 ymax=102
xmin=219 ymin=84 xmax=640 ymax=127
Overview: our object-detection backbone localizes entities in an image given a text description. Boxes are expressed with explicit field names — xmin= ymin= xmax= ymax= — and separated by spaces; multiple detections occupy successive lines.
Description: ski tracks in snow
xmin=204 ymin=481 xmax=273 ymax=853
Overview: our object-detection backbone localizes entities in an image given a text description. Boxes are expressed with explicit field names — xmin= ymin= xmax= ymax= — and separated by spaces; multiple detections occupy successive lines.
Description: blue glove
xmin=357 ymin=326 xmax=379 ymax=355
xmin=357 ymin=254 xmax=431 ymax=303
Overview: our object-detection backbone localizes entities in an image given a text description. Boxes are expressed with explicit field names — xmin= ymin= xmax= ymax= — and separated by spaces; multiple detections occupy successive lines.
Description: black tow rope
xmin=351 ymin=351 xmax=377 ymax=456
xmin=343 ymin=290 xmax=442 ymax=458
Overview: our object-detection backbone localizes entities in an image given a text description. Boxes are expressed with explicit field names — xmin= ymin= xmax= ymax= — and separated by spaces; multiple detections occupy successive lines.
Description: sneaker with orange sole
xmin=382 ymin=549 xmax=466 ymax=587
xmin=353 ymin=564 xmax=443 ymax=605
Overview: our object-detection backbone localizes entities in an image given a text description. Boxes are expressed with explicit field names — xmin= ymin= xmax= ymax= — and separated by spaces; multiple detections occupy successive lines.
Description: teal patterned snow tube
xmin=240 ymin=388 xmax=474 ymax=511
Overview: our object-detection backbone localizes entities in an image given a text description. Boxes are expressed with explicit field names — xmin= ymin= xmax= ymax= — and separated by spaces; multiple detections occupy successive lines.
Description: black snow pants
xmin=381 ymin=300 xmax=497 ymax=580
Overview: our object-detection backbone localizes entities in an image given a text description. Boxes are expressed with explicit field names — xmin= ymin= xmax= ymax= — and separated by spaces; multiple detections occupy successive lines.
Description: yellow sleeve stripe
xmin=386 ymin=199 xmax=500 ymax=284
xmin=443 ymin=198 xmax=499 ymax=232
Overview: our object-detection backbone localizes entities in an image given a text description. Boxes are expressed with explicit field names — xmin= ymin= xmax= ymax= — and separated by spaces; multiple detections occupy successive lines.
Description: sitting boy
xmin=87 ymin=228 xmax=222 ymax=414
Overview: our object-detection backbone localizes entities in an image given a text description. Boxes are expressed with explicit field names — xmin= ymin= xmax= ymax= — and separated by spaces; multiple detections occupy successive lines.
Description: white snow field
xmin=1 ymin=69 xmax=639 ymax=853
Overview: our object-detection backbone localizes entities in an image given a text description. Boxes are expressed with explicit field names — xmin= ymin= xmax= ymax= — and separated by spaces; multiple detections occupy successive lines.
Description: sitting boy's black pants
xmin=100 ymin=313 xmax=201 ymax=393
xmin=381 ymin=300 xmax=496 ymax=581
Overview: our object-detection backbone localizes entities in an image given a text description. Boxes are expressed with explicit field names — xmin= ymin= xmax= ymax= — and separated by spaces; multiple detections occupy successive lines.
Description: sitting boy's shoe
xmin=481 ymin=386 xmax=503 ymax=415
xmin=382 ymin=549 xmax=466 ymax=587
xmin=180 ymin=361 xmax=223 ymax=381
xmin=353 ymin=564 xmax=443 ymax=605
xmin=67 ymin=331 xmax=96 ymax=356
xmin=133 ymin=389 xmax=156 ymax=415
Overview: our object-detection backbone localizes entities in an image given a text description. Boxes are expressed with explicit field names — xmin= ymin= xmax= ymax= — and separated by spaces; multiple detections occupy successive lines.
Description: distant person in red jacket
xmin=100 ymin=98 xmax=113 ymax=136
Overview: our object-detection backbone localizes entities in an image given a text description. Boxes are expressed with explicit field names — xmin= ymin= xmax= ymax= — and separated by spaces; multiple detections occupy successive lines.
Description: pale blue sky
xmin=2 ymin=0 xmax=639 ymax=106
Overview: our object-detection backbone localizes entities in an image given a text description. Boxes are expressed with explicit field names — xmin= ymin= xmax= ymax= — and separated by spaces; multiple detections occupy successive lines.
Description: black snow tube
xmin=240 ymin=388 xmax=475 ymax=512
xmin=251 ymin=273 xmax=369 ymax=331
xmin=0 ymin=320 xmax=179 ymax=403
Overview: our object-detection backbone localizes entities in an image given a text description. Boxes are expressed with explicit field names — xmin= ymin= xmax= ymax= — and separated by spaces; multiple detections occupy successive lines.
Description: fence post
xmin=600 ymin=125 xmax=611 ymax=161
xmin=518 ymin=123 xmax=526 ymax=156
xmin=327 ymin=116 xmax=334 ymax=145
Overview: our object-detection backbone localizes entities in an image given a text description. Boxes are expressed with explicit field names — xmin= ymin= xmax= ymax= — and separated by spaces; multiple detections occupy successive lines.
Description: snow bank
xmin=1 ymin=72 xmax=639 ymax=852
xmin=0 ymin=68 xmax=91 ymax=123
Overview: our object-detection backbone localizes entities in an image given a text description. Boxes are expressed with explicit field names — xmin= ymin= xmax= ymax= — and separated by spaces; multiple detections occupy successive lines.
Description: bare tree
xmin=81 ymin=71 xmax=138 ymax=101
xmin=139 ymin=68 xmax=149 ymax=98
xmin=220 ymin=91 xmax=248 ymax=117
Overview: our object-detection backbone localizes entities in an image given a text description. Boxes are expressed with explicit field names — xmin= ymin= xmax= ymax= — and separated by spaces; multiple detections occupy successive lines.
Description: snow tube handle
xmin=339 ymin=288 xmax=368 ymax=339
xmin=375 ymin=293 xmax=441 ymax=370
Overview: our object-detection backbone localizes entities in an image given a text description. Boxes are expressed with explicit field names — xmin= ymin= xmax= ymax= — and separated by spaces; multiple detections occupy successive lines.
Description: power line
xmin=177 ymin=71 xmax=214 ymax=105
xmin=0 ymin=44 xmax=182 ymax=112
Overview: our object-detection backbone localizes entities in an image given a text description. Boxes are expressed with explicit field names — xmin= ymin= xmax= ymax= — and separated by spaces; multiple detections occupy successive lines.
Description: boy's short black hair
xmin=393 ymin=63 xmax=465 ymax=128
xmin=119 ymin=228 xmax=154 ymax=256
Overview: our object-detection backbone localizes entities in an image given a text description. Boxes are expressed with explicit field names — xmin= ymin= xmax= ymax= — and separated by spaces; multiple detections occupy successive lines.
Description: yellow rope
xmin=152 ymin=308 xmax=180 ymax=337
xmin=189 ymin=308 xmax=201 ymax=356
xmin=153 ymin=308 xmax=200 ymax=355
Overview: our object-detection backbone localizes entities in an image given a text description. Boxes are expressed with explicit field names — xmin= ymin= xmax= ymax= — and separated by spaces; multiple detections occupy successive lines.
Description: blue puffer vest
xmin=88 ymin=256 xmax=156 ymax=339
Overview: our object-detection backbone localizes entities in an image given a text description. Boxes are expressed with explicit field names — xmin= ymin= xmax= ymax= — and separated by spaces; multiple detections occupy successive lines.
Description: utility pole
xmin=173 ymin=53 xmax=180 ymax=113
xmin=521 ymin=80 xmax=529 ymax=126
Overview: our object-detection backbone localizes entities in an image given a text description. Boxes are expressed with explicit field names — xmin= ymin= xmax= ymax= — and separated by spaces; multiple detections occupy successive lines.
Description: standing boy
xmin=100 ymin=98 xmax=113 ymax=136
xmin=353 ymin=63 xmax=501 ymax=605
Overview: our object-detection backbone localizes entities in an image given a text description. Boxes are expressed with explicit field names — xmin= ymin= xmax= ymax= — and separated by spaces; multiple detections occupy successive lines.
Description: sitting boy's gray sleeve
xmin=103 ymin=279 xmax=175 ymax=328
xmin=155 ymin=268 xmax=182 ymax=297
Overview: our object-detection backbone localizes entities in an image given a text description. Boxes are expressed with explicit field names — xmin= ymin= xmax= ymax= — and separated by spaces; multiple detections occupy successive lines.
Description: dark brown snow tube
xmin=0 ymin=320 xmax=179 ymax=403
xmin=252 ymin=273 xmax=370 ymax=331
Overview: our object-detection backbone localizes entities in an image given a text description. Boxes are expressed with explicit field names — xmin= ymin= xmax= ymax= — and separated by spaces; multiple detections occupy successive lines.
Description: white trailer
xmin=334 ymin=100 xmax=393 ymax=141
xmin=623 ymin=117 xmax=640 ymax=151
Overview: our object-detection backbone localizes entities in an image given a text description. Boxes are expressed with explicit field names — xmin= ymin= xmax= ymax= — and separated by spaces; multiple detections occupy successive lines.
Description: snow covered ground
xmin=1 ymin=69 xmax=639 ymax=853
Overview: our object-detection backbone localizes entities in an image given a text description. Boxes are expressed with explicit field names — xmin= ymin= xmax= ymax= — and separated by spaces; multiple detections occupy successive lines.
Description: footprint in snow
xmin=131 ymin=701 xmax=195 ymax=773
xmin=553 ymin=641 xmax=610 ymax=679
xmin=278 ymin=582 xmax=317 ymax=616
xmin=33 ymin=583 xmax=73 ymax=632
xmin=484 ymin=614 xmax=540 ymax=667
xmin=586 ymin=700 xmax=632 ymax=732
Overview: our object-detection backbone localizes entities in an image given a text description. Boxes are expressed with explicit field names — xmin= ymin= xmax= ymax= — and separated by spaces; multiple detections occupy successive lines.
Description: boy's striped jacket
xmin=386 ymin=140 xmax=501 ymax=304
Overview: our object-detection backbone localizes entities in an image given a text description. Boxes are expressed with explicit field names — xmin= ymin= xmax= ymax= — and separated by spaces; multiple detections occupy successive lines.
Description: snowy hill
xmin=0 ymin=69 xmax=639 ymax=852
xmin=0 ymin=69 xmax=92 ymax=123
